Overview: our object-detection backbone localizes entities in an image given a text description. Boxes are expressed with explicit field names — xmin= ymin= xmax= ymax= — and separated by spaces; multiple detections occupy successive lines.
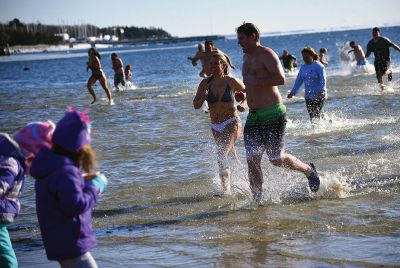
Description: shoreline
xmin=8 ymin=43 xmax=111 ymax=54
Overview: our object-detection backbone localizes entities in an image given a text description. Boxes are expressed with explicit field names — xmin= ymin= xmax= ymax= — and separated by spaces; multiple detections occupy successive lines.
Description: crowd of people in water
xmin=86 ymin=48 xmax=134 ymax=105
xmin=1 ymin=23 xmax=400 ymax=268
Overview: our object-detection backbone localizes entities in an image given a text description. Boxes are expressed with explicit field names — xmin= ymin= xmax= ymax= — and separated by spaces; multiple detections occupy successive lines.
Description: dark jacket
xmin=30 ymin=147 xmax=99 ymax=260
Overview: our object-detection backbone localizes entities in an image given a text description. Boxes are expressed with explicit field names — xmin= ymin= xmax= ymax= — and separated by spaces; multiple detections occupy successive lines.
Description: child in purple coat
xmin=30 ymin=109 xmax=108 ymax=268
xmin=0 ymin=121 xmax=55 ymax=268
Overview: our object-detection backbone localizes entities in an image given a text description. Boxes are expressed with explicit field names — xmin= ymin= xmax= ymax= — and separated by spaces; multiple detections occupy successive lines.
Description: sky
xmin=1 ymin=0 xmax=400 ymax=37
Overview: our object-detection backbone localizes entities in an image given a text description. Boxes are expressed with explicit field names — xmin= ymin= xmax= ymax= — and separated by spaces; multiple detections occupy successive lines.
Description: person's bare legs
xmin=87 ymin=76 xmax=97 ymax=104
xmin=212 ymin=122 xmax=240 ymax=194
xmin=270 ymin=153 xmax=312 ymax=175
xmin=99 ymin=76 xmax=113 ymax=103
xmin=247 ymin=153 xmax=313 ymax=202
xmin=247 ymin=154 xmax=263 ymax=201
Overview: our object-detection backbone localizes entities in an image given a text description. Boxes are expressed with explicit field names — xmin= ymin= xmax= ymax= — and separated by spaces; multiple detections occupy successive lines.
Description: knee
xmin=270 ymin=159 xmax=283 ymax=167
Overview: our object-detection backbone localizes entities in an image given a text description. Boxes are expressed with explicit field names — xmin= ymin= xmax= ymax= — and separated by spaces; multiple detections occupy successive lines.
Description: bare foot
xmin=388 ymin=71 xmax=393 ymax=82
xmin=108 ymin=99 xmax=115 ymax=105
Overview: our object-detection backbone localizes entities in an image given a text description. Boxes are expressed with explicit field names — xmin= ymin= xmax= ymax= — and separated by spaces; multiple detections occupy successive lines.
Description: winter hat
xmin=14 ymin=121 xmax=56 ymax=159
xmin=52 ymin=108 xmax=91 ymax=152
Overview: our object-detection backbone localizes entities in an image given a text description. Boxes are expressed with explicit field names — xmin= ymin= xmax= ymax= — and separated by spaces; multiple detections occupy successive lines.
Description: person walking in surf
xmin=86 ymin=48 xmax=113 ymax=104
xmin=236 ymin=22 xmax=321 ymax=203
xmin=365 ymin=27 xmax=400 ymax=89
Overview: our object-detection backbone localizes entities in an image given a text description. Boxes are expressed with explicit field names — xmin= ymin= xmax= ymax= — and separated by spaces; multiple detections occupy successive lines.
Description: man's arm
xmin=190 ymin=51 xmax=203 ymax=66
xmin=388 ymin=39 xmax=400 ymax=52
xmin=365 ymin=42 xmax=372 ymax=58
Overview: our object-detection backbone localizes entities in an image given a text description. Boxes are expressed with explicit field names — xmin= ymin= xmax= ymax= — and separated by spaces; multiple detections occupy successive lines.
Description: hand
xmin=287 ymin=93 xmax=293 ymax=99
xmin=235 ymin=91 xmax=245 ymax=102
xmin=85 ymin=173 xmax=108 ymax=194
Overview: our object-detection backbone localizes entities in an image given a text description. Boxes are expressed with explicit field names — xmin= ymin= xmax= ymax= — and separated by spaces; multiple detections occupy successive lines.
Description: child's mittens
xmin=85 ymin=173 xmax=108 ymax=194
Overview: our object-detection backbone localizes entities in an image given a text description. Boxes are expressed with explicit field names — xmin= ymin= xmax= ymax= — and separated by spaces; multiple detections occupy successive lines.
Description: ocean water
xmin=1 ymin=26 xmax=400 ymax=267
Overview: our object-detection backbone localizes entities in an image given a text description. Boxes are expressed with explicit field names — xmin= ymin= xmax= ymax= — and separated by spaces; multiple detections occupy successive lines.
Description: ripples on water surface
xmin=1 ymin=27 xmax=400 ymax=267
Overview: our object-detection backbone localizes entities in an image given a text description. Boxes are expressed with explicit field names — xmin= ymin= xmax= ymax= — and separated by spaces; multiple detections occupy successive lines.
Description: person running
xmin=193 ymin=53 xmax=245 ymax=195
xmin=86 ymin=48 xmax=113 ymax=105
xmin=188 ymin=43 xmax=207 ymax=77
xmin=318 ymin=48 xmax=328 ymax=66
xmin=365 ymin=27 xmax=400 ymax=88
xmin=287 ymin=47 xmax=327 ymax=123
xmin=111 ymin=53 xmax=126 ymax=90
xmin=279 ymin=50 xmax=297 ymax=71
xmin=235 ymin=22 xmax=320 ymax=203
xmin=348 ymin=41 xmax=367 ymax=66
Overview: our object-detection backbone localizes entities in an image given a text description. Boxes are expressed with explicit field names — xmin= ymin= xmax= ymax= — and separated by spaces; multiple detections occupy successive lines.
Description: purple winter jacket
xmin=30 ymin=147 xmax=99 ymax=260
xmin=0 ymin=133 xmax=25 ymax=224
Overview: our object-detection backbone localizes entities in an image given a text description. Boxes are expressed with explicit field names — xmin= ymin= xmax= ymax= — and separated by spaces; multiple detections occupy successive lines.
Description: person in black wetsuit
xmin=193 ymin=53 xmax=245 ymax=195
xmin=365 ymin=27 xmax=400 ymax=88
xmin=279 ymin=50 xmax=297 ymax=71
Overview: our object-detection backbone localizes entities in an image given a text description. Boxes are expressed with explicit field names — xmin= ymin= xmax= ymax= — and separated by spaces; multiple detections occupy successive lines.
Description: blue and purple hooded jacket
xmin=30 ymin=147 xmax=99 ymax=260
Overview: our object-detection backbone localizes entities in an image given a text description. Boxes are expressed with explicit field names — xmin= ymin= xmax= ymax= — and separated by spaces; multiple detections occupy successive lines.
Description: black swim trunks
xmin=374 ymin=60 xmax=390 ymax=77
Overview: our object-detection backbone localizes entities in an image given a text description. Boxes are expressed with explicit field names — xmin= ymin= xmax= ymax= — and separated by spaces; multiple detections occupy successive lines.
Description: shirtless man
xmin=365 ymin=27 xmax=400 ymax=87
xmin=235 ymin=22 xmax=320 ymax=202
xmin=191 ymin=40 xmax=235 ymax=77
xmin=348 ymin=41 xmax=367 ymax=66
xmin=188 ymin=43 xmax=207 ymax=77
xmin=111 ymin=53 xmax=126 ymax=90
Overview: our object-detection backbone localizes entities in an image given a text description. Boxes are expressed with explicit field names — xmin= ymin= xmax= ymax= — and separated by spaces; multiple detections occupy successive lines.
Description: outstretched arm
xmin=389 ymin=41 xmax=400 ymax=52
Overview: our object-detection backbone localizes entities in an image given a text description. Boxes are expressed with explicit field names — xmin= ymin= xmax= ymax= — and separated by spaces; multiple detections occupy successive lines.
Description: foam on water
xmin=287 ymin=111 xmax=397 ymax=137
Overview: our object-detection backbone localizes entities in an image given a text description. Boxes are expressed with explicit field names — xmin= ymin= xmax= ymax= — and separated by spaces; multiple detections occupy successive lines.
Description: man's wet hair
xmin=236 ymin=22 xmax=260 ymax=41
xmin=372 ymin=27 xmax=380 ymax=32
xmin=350 ymin=41 xmax=355 ymax=46
xmin=205 ymin=40 xmax=215 ymax=46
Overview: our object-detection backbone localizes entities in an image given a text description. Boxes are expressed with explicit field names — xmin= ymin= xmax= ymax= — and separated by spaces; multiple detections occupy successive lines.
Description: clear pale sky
xmin=1 ymin=0 xmax=399 ymax=37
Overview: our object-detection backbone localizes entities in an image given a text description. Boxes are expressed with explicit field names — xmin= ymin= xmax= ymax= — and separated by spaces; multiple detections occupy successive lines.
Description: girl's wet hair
xmin=125 ymin=64 xmax=131 ymax=71
xmin=302 ymin=47 xmax=319 ymax=61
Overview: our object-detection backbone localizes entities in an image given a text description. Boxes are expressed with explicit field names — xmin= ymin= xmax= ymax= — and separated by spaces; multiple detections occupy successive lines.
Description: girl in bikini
xmin=193 ymin=53 xmax=245 ymax=195
xmin=86 ymin=48 xmax=113 ymax=105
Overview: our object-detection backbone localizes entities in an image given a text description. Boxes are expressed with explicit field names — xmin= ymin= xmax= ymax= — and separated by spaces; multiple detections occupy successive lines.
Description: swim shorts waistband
xmin=246 ymin=103 xmax=286 ymax=126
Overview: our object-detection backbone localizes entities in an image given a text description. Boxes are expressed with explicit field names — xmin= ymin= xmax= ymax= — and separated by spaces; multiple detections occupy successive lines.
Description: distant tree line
xmin=0 ymin=18 xmax=172 ymax=46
